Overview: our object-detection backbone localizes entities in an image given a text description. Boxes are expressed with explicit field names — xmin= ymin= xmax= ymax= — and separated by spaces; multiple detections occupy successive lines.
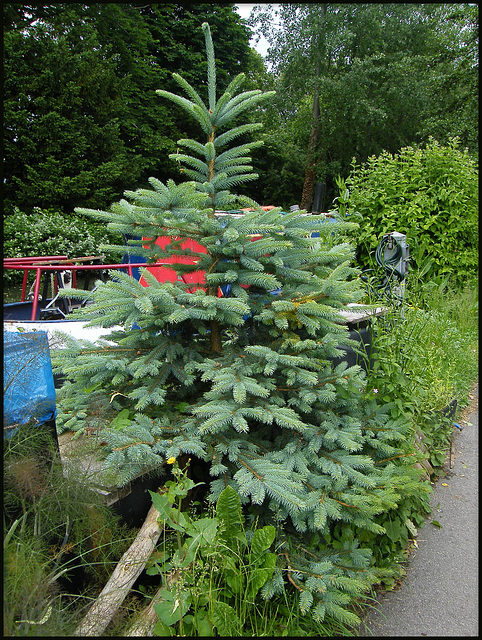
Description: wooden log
xmin=124 ymin=585 xmax=165 ymax=636
xmin=125 ymin=566 xmax=181 ymax=636
xmin=74 ymin=499 xmax=163 ymax=636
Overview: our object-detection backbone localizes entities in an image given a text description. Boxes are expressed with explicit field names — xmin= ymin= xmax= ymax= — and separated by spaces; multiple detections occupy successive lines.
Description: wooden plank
xmin=57 ymin=432 xmax=135 ymax=505
xmin=339 ymin=303 xmax=387 ymax=325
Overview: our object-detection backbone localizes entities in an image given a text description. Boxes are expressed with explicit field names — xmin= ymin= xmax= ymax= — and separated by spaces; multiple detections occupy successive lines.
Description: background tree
xmin=5 ymin=2 xmax=477 ymax=251
xmin=417 ymin=3 xmax=478 ymax=152
xmin=247 ymin=3 xmax=478 ymax=211
xmin=3 ymin=3 xmax=254 ymax=216
xmin=4 ymin=4 xmax=143 ymax=214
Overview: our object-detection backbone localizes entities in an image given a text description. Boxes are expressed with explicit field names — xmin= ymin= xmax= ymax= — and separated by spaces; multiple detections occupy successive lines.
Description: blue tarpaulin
xmin=3 ymin=331 xmax=56 ymax=437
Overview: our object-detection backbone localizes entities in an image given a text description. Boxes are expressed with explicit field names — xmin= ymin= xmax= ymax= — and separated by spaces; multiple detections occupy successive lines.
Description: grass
xmin=364 ymin=277 xmax=478 ymax=472
xmin=3 ymin=422 xmax=137 ymax=637
xmin=367 ymin=277 xmax=478 ymax=409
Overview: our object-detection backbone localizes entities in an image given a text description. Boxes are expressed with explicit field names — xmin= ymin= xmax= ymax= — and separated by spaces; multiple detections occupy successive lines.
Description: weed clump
xmin=3 ymin=422 xmax=136 ymax=637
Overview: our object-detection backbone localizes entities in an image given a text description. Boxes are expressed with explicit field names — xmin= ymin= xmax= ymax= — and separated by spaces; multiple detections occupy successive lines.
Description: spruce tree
xmin=54 ymin=23 xmax=426 ymax=623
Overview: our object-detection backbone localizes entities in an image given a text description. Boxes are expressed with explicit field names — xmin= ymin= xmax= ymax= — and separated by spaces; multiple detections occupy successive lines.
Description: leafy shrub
xmin=3 ymin=207 xmax=116 ymax=287
xmin=341 ymin=138 xmax=478 ymax=284
xmin=364 ymin=280 xmax=478 ymax=475
xmin=146 ymin=460 xmax=279 ymax=637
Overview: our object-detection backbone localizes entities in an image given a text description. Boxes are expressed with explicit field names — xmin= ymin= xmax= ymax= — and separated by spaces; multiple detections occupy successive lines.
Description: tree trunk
xmin=300 ymin=90 xmax=322 ymax=213
xmin=300 ymin=4 xmax=325 ymax=213
xmin=300 ymin=149 xmax=318 ymax=212
xmin=74 ymin=500 xmax=164 ymax=636
xmin=209 ymin=318 xmax=222 ymax=354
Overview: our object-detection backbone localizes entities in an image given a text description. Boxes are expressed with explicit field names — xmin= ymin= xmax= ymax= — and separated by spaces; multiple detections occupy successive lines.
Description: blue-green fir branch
xmin=201 ymin=22 xmax=216 ymax=112
xmin=53 ymin=22 xmax=428 ymax=627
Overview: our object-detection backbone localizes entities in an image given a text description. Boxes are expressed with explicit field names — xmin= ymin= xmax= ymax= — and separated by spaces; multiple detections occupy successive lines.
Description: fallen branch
xmin=124 ymin=585 xmax=164 ymax=636
xmin=124 ymin=569 xmax=181 ymax=636
xmin=74 ymin=498 xmax=164 ymax=636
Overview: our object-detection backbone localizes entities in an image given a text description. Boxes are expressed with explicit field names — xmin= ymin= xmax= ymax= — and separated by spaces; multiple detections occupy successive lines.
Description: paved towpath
xmin=357 ymin=385 xmax=478 ymax=637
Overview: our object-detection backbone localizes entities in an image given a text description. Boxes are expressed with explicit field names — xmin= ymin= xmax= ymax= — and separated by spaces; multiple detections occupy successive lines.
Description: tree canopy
xmin=246 ymin=3 xmax=478 ymax=210
xmin=4 ymin=3 xmax=478 ymax=216
xmin=3 ymin=3 xmax=254 ymax=215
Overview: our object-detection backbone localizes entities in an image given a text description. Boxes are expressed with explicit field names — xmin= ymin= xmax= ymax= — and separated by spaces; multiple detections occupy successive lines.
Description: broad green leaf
xmin=383 ymin=517 xmax=402 ymax=542
xmin=153 ymin=589 xmax=191 ymax=627
xmin=216 ymin=485 xmax=245 ymax=546
xmin=246 ymin=552 xmax=277 ymax=598
xmin=149 ymin=492 xmax=172 ymax=520
xmin=187 ymin=517 xmax=218 ymax=548
xmin=153 ymin=619 xmax=172 ymax=636
xmin=175 ymin=402 xmax=191 ymax=413
xmin=249 ymin=525 xmax=276 ymax=559
xmin=193 ymin=611 xmax=214 ymax=636
xmin=225 ymin=572 xmax=244 ymax=594
xmin=212 ymin=601 xmax=242 ymax=636
xmin=110 ymin=408 xmax=132 ymax=429
xmin=149 ymin=491 xmax=188 ymax=532
xmin=182 ymin=519 xmax=218 ymax=565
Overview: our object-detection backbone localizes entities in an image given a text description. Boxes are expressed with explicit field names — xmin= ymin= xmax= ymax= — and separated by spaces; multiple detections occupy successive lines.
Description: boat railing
xmin=5 ymin=255 xmax=70 ymax=301
xmin=4 ymin=257 xmax=149 ymax=321
xmin=4 ymin=213 xmax=340 ymax=321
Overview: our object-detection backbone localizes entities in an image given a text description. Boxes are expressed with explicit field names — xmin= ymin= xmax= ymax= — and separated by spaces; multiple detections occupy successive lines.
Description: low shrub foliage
xmin=339 ymin=139 xmax=478 ymax=284
xmin=3 ymin=207 xmax=116 ymax=287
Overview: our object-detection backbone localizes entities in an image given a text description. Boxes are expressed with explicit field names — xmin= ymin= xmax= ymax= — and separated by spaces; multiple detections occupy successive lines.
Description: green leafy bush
xmin=3 ymin=207 xmax=115 ymax=287
xmin=341 ymin=138 xmax=478 ymax=283
xmin=145 ymin=460 xmax=278 ymax=637
xmin=364 ymin=280 xmax=478 ymax=474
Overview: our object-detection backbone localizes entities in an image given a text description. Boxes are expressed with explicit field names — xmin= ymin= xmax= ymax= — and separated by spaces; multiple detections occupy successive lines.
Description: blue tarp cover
xmin=3 ymin=331 xmax=56 ymax=435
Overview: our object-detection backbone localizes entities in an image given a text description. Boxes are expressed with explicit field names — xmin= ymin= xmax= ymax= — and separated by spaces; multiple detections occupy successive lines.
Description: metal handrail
xmin=4 ymin=260 xmax=149 ymax=320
